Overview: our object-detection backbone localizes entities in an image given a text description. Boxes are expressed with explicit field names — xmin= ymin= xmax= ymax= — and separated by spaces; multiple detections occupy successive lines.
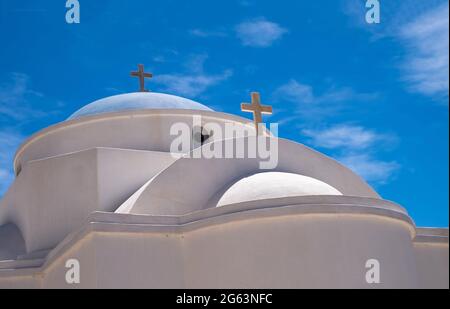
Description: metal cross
xmin=241 ymin=92 xmax=273 ymax=134
xmin=131 ymin=64 xmax=153 ymax=92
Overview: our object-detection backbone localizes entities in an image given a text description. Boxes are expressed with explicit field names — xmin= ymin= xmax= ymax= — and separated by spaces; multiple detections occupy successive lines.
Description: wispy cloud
xmin=342 ymin=0 xmax=449 ymax=100
xmin=237 ymin=0 xmax=254 ymax=7
xmin=302 ymin=124 xmax=399 ymax=184
xmin=189 ymin=17 xmax=287 ymax=48
xmin=147 ymin=48 xmax=179 ymax=64
xmin=153 ymin=54 xmax=232 ymax=97
xmin=152 ymin=55 xmax=166 ymax=63
xmin=154 ymin=73 xmax=232 ymax=97
xmin=399 ymin=2 xmax=449 ymax=99
xmin=275 ymin=80 xmax=377 ymax=104
xmin=336 ymin=153 xmax=400 ymax=184
xmin=273 ymin=79 xmax=378 ymax=118
xmin=342 ymin=0 xmax=444 ymax=38
xmin=0 ymin=130 xmax=24 ymax=196
xmin=189 ymin=28 xmax=227 ymax=38
xmin=302 ymin=124 xmax=393 ymax=150
xmin=0 ymin=73 xmax=61 ymax=196
xmin=235 ymin=18 xmax=287 ymax=47
xmin=0 ymin=73 xmax=49 ymax=121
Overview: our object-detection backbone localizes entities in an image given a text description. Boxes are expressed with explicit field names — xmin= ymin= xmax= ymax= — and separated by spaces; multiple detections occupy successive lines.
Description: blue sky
xmin=0 ymin=0 xmax=448 ymax=227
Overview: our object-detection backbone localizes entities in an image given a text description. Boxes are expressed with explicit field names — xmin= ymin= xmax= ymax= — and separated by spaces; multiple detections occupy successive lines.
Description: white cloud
xmin=189 ymin=29 xmax=227 ymax=38
xmin=237 ymin=0 xmax=254 ymax=7
xmin=0 ymin=73 xmax=46 ymax=120
xmin=152 ymin=55 xmax=166 ymax=63
xmin=274 ymin=80 xmax=315 ymax=104
xmin=302 ymin=125 xmax=382 ymax=150
xmin=235 ymin=18 xmax=287 ymax=47
xmin=273 ymin=80 xmax=378 ymax=118
xmin=275 ymin=80 xmax=378 ymax=104
xmin=0 ymin=73 xmax=60 ymax=196
xmin=0 ymin=130 xmax=24 ymax=196
xmin=337 ymin=154 xmax=400 ymax=184
xmin=0 ymin=73 xmax=30 ymax=119
xmin=149 ymin=48 xmax=179 ymax=64
xmin=188 ymin=18 xmax=286 ymax=47
xmin=183 ymin=54 xmax=209 ymax=74
xmin=342 ymin=0 xmax=445 ymax=38
xmin=154 ymin=72 xmax=232 ymax=97
xmin=301 ymin=124 xmax=399 ymax=184
xmin=342 ymin=0 xmax=449 ymax=100
xmin=399 ymin=2 xmax=449 ymax=98
xmin=153 ymin=54 xmax=232 ymax=97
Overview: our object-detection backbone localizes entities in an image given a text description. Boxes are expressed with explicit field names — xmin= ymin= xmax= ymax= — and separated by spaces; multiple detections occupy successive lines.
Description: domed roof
xmin=217 ymin=172 xmax=342 ymax=207
xmin=68 ymin=92 xmax=212 ymax=120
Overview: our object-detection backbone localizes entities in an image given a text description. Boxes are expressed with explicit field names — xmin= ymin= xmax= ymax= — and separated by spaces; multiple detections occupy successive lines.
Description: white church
xmin=0 ymin=65 xmax=448 ymax=289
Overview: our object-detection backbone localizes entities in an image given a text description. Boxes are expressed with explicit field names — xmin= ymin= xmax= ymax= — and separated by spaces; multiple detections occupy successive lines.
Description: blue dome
xmin=68 ymin=92 xmax=212 ymax=120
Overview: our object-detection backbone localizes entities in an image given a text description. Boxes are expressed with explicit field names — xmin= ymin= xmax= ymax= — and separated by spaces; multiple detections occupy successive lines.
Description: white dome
xmin=68 ymin=92 xmax=212 ymax=120
xmin=217 ymin=172 xmax=342 ymax=207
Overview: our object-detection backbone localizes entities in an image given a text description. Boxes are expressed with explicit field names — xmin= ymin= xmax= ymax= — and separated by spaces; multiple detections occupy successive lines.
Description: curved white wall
xmin=216 ymin=172 xmax=342 ymax=207
xmin=3 ymin=148 xmax=177 ymax=253
xmin=182 ymin=213 xmax=418 ymax=288
xmin=14 ymin=110 xmax=257 ymax=175
xmin=0 ymin=200 xmax=421 ymax=288
xmin=128 ymin=137 xmax=379 ymax=216
xmin=414 ymin=228 xmax=449 ymax=289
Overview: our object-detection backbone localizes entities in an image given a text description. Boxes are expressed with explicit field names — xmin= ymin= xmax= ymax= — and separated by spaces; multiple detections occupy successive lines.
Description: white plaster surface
xmin=68 ymin=92 xmax=212 ymax=120
xmin=216 ymin=172 xmax=342 ymax=207
xmin=0 ymin=198 xmax=433 ymax=289
xmin=0 ymin=95 xmax=448 ymax=289
xmin=127 ymin=137 xmax=379 ymax=216
xmin=14 ymin=110 xmax=256 ymax=174
xmin=1 ymin=148 xmax=176 ymax=253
